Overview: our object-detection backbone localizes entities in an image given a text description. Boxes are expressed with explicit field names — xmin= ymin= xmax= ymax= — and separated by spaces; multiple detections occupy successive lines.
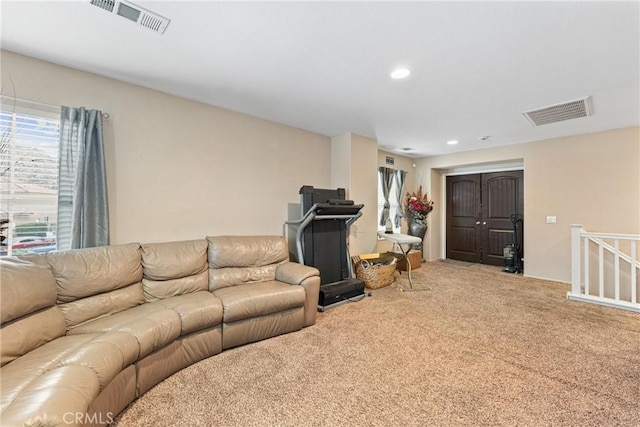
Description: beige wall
xmin=330 ymin=133 xmax=351 ymax=190
xmin=331 ymin=133 xmax=378 ymax=256
xmin=349 ymin=134 xmax=379 ymax=254
xmin=416 ymin=127 xmax=640 ymax=283
xmin=1 ymin=51 xmax=332 ymax=244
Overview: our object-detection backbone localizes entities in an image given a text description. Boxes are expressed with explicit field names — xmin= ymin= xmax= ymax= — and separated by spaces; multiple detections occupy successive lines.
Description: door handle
xmin=475 ymin=221 xmax=481 ymax=225
xmin=483 ymin=221 xmax=487 ymax=225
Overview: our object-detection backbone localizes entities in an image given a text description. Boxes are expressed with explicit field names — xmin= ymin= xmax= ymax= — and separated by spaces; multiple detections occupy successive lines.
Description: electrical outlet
xmin=546 ymin=216 xmax=557 ymax=224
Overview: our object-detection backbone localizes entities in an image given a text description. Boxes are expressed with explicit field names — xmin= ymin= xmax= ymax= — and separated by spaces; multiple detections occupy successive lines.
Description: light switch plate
xmin=546 ymin=216 xmax=557 ymax=224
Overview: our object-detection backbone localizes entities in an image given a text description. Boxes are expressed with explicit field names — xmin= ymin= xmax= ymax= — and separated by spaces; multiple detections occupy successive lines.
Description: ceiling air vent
xmin=89 ymin=0 xmax=170 ymax=34
xmin=522 ymin=96 xmax=593 ymax=127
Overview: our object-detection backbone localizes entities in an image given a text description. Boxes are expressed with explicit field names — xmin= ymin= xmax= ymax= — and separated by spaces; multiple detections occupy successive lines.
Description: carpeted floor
xmin=113 ymin=261 xmax=640 ymax=427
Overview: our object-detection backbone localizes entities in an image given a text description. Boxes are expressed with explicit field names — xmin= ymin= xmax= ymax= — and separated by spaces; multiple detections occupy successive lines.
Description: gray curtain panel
xmin=57 ymin=107 xmax=109 ymax=250
xmin=394 ymin=169 xmax=407 ymax=228
xmin=378 ymin=167 xmax=394 ymax=227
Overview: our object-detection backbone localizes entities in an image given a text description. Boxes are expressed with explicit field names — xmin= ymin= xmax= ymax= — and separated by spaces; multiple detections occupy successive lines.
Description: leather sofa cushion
xmin=1 ymin=332 xmax=139 ymax=401
xmin=149 ymin=291 xmax=223 ymax=335
xmin=207 ymin=235 xmax=288 ymax=269
xmin=222 ymin=307 xmax=304 ymax=350
xmin=209 ymin=264 xmax=279 ymax=291
xmin=67 ymin=304 xmax=182 ymax=358
xmin=207 ymin=236 xmax=290 ymax=291
xmin=213 ymin=281 xmax=306 ymax=323
xmin=141 ymin=240 xmax=209 ymax=301
xmin=143 ymin=270 xmax=208 ymax=301
xmin=1 ymin=364 xmax=101 ymax=427
xmin=0 ymin=256 xmax=57 ymax=324
xmin=59 ymin=283 xmax=144 ymax=331
xmin=48 ymin=243 xmax=143 ymax=304
xmin=141 ymin=240 xmax=208 ymax=281
xmin=1 ymin=306 xmax=66 ymax=367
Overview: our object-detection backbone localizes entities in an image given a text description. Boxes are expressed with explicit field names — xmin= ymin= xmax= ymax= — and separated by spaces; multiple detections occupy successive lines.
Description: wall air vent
xmin=89 ymin=0 xmax=170 ymax=34
xmin=90 ymin=0 xmax=115 ymax=12
xmin=522 ymin=96 xmax=593 ymax=127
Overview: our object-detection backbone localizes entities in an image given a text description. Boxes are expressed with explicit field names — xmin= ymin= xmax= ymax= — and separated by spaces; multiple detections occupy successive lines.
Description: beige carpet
xmin=113 ymin=261 xmax=640 ymax=427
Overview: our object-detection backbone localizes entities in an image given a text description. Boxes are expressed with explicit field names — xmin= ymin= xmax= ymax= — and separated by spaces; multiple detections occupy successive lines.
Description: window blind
xmin=0 ymin=101 xmax=60 ymax=256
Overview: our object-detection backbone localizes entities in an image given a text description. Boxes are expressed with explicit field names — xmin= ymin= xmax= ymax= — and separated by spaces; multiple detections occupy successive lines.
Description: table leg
xmin=398 ymin=245 xmax=429 ymax=292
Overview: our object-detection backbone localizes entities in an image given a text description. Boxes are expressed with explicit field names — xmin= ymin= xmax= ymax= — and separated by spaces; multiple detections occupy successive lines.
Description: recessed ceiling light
xmin=479 ymin=136 xmax=490 ymax=141
xmin=400 ymin=147 xmax=413 ymax=151
xmin=391 ymin=68 xmax=411 ymax=79
xmin=447 ymin=140 xmax=459 ymax=145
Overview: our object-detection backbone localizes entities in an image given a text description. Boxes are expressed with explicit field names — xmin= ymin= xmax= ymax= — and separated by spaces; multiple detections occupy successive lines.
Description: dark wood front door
xmin=446 ymin=174 xmax=482 ymax=263
xmin=446 ymin=171 xmax=523 ymax=266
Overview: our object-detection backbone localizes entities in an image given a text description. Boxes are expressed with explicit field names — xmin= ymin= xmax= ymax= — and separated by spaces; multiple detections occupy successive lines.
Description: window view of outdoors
xmin=0 ymin=109 xmax=59 ymax=256
xmin=377 ymin=179 xmax=401 ymax=234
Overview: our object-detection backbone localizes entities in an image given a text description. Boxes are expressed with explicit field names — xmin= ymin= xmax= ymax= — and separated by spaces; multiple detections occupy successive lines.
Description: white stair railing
xmin=570 ymin=224 xmax=640 ymax=312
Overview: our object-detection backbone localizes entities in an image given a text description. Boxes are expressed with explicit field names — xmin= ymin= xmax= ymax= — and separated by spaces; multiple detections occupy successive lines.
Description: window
xmin=1 ymin=99 xmax=60 ymax=256
xmin=377 ymin=171 xmax=402 ymax=234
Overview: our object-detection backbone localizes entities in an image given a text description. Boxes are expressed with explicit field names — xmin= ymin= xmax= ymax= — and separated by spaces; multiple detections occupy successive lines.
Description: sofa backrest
xmin=141 ymin=239 xmax=209 ymax=301
xmin=0 ymin=256 xmax=66 ymax=367
xmin=47 ymin=243 xmax=144 ymax=331
xmin=207 ymin=235 xmax=289 ymax=291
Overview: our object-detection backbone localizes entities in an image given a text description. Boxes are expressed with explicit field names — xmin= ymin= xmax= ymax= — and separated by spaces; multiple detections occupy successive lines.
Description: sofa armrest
xmin=275 ymin=262 xmax=319 ymax=285
xmin=276 ymin=262 xmax=320 ymax=327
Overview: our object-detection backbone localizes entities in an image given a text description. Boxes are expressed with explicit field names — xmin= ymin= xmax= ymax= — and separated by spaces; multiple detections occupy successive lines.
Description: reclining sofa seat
xmin=207 ymin=235 xmax=320 ymax=349
xmin=0 ymin=235 xmax=321 ymax=427
xmin=0 ymin=255 xmax=140 ymax=427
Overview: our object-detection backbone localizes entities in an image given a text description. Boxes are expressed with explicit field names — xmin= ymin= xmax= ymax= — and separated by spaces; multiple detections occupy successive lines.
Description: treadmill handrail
xmin=286 ymin=214 xmax=359 ymax=224
xmin=284 ymin=203 xmax=363 ymax=267
xmin=284 ymin=203 xmax=364 ymax=225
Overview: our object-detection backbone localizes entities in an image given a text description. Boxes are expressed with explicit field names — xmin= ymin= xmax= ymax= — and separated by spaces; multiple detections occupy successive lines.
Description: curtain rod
xmin=0 ymin=95 xmax=110 ymax=120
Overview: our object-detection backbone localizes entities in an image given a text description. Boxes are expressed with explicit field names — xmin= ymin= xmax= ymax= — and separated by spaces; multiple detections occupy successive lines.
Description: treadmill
xmin=285 ymin=186 xmax=368 ymax=311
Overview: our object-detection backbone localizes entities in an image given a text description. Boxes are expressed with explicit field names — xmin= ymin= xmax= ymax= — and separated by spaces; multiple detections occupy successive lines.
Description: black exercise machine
xmin=285 ymin=186 xmax=368 ymax=311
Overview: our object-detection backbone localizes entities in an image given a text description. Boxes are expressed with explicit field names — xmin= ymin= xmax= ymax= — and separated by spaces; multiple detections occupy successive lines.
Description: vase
xmin=407 ymin=216 xmax=427 ymax=257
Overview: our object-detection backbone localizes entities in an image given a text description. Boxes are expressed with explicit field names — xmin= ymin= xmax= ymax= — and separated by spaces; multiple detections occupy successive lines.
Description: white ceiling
xmin=1 ymin=1 xmax=639 ymax=157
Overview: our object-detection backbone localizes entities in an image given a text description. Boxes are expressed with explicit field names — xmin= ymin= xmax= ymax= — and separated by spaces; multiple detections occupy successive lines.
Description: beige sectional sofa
xmin=0 ymin=235 xmax=320 ymax=427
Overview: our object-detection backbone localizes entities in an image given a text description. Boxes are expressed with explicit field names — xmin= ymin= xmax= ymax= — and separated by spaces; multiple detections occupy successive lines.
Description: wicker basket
xmin=352 ymin=254 xmax=397 ymax=289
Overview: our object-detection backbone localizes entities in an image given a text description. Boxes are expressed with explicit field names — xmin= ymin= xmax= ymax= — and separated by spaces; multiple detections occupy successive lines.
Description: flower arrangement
xmin=405 ymin=186 xmax=434 ymax=221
